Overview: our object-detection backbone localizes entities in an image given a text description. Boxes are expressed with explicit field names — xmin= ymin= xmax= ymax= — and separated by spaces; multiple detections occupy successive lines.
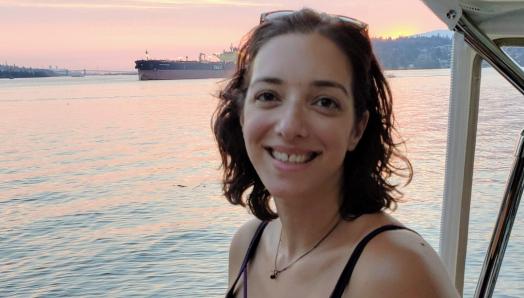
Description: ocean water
xmin=0 ymin=69 xmax=522 ymax=297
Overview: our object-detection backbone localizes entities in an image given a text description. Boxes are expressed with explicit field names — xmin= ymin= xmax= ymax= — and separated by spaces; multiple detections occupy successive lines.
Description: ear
xmin=239 ymin=110 xmax=244 ymax=128
xmin=347 ymin=110 xmax=369 ymax=152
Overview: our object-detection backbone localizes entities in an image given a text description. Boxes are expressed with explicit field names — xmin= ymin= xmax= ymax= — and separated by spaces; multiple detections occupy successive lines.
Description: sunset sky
xmin=0 ymin=0 xmax=446 ymax=71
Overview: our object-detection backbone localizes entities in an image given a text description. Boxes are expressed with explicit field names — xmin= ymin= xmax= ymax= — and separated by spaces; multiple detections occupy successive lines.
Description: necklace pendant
xmin=270 ymin=270 xmax=279 ymax=279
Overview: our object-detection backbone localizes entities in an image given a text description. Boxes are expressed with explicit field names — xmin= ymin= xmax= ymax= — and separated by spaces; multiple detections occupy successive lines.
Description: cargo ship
xmin=134 ymin=48 xmax=237 ymax=80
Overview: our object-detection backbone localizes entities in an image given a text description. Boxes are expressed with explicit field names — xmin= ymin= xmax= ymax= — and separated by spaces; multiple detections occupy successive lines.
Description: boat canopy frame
xmin=420 ymin=1 xmax=524 ymax=296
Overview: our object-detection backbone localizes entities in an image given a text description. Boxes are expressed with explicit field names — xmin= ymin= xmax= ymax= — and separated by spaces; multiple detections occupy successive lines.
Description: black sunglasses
xmin=259 ymin=10 xmax=368 ymax=32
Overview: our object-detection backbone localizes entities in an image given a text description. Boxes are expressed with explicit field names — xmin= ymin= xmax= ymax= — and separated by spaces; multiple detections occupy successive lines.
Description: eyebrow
xmin=251 ymin=77 xmax=283 ymax=86
xmin=311 ymin=80 xmax=349 ymax=95
xmin=251 ymin=77 xmax=348 ymax=95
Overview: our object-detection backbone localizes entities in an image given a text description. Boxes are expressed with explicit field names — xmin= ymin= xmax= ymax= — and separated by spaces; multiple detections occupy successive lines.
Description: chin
xmin=263 ymin=183 xmax=310 ymax=201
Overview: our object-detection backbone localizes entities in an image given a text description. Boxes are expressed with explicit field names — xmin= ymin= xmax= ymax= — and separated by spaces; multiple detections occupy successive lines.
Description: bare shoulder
xmin=228 ymin=218 xmax=264 ymax=286
xmin=345 ymin=226 xmax=460 ymax=298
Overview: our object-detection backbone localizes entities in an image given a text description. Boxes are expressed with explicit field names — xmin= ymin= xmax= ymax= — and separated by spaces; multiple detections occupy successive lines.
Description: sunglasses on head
xmin=259 ymin=10 xmax=368 ymax=32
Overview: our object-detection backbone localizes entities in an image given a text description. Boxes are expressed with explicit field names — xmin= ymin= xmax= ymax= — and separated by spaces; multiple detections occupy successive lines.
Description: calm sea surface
xmin=1 ymin=69 xmax=523 ymax=297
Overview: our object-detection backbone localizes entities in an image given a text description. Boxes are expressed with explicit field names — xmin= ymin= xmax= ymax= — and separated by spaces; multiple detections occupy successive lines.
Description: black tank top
xmin=225 ymin=221 xmax=414 ymax=298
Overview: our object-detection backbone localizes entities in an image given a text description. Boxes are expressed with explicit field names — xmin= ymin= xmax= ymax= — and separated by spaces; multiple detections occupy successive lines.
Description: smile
xmin=266 ymin=147 xmax=319 ymax=164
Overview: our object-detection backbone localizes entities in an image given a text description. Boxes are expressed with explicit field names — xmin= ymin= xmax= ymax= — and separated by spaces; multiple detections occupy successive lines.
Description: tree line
xmin=371 ymin=35 xmax=524 ymax=70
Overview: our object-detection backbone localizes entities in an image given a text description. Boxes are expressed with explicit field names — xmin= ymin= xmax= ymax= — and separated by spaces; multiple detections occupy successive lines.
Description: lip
xmin=266 ymin=145 xmax=320 ymax=155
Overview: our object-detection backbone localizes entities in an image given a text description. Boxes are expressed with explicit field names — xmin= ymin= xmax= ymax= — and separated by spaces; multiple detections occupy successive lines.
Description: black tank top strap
xmin=225 ymin=220 xmax=269 ymax=298
xmin=330 ymin=224 xmax=417 ymax=298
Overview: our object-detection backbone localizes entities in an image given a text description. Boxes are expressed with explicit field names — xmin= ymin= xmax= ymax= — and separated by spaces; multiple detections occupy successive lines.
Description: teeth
xmin=272 ymin=150 xmax=310 ymax=164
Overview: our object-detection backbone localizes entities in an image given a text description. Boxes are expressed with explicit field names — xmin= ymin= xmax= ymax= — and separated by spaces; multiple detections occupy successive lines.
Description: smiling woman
xmin=240 ymin=32 xmax=368 ymax=205
xmin=212 ymin=8 xmax=459 ymax=298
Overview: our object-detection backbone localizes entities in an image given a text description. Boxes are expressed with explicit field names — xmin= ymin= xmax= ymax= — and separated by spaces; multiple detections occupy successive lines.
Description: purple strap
xmin=243 ymin=264 xmax=248 ymax=298
xmin=225 ymin=221 xmax=269 ymax=298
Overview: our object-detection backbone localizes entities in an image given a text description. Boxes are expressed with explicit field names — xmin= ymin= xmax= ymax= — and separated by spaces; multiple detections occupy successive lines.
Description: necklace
xmin=270 ymin=218 xmax=342 ymax=279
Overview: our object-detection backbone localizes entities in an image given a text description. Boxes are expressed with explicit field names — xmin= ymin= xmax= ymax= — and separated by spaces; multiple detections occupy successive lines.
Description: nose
xmin=275 ymin=100 xmax=309 ymax=140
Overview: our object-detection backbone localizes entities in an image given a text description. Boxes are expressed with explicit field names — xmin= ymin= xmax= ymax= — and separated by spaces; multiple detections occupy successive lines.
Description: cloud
xmin=0 ymin=0 xmax=271 ymax=9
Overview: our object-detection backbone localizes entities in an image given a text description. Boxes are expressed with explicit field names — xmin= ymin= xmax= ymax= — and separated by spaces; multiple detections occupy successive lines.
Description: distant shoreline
xmin=0 ymin=66 xmax=137 ymax=79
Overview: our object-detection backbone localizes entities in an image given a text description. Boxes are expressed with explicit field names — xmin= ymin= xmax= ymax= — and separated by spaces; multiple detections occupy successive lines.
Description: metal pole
xmin=455 ymin=13 xmax=524 ymax=96
xmin=474 ymin=130 xmax=524 ymax=298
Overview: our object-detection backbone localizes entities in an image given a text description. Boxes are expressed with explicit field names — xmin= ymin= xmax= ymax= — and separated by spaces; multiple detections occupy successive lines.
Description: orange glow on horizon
xmin=373 ymin=25 xmax=420 ymax=39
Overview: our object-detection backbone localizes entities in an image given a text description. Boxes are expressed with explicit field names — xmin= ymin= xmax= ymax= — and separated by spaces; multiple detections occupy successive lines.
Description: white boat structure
xmin=420 ymin=0 xmax=524 ymax=296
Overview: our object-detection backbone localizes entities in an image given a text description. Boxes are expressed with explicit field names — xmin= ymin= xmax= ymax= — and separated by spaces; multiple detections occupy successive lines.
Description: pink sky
xmin=0 ymin=0 xmax=446 ymax=71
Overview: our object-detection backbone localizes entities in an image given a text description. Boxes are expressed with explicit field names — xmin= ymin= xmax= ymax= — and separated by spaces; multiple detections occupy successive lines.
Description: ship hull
xmin=137 ymin=68 xmax=233 ymax=80
xmin=135 ymin=59 xmax=235 ymax=81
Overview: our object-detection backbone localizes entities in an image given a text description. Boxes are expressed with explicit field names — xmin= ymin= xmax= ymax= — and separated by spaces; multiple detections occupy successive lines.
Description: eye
xmin=254 ymin=91 xmax=279 ymax=103
xmin=313 ymin=96 xmax=341 ymax=110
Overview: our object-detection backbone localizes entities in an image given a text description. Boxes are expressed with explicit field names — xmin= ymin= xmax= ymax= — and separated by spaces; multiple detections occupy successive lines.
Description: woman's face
xmin=241 ymin=33 xmax=368 ymax=200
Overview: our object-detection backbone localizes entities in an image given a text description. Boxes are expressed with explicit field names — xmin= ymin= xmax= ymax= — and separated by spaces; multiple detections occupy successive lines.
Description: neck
xmin=273 ymin=186 xmax=342 ymax=258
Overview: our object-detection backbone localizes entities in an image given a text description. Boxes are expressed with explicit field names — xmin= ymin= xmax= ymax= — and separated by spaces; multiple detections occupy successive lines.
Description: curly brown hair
xmin=212 ymin=8 xmax=412 ymax=221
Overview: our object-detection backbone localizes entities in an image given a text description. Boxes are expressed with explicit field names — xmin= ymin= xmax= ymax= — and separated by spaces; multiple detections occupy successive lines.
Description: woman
xmin=213 ymin=8 xmax=459 ymax=298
